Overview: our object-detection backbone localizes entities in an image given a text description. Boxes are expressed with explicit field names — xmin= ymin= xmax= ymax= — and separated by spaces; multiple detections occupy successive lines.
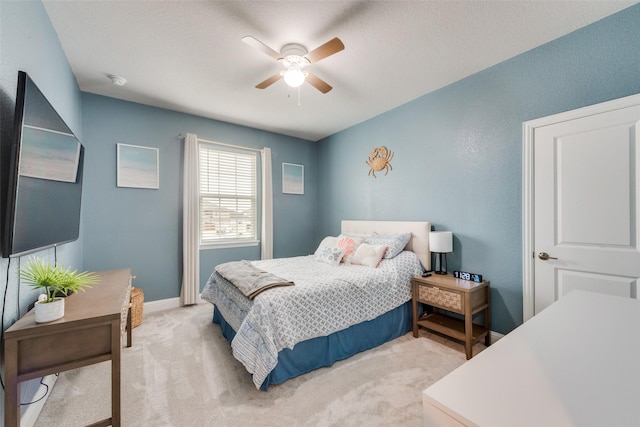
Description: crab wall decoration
xmin=366 ymin=146 xmax=394 ymax=178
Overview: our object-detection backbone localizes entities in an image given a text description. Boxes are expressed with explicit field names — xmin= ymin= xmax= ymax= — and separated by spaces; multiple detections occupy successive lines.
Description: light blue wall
xmin=0 ymin=0 xmax=84 ymax=327
xmin=81 ymin=94 xmax=317 ymax=302
xmin=2 ymin=0 xmax=638 ymax=339
xmin=316 ymin=4 xmax=640 ymax=334
xmin=0 ymin=0 xmax=84 ymax=418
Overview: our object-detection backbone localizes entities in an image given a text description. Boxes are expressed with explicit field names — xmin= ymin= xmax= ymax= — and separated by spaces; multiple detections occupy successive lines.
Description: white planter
xmin=34 ymin=298 xmax=65 ymax=323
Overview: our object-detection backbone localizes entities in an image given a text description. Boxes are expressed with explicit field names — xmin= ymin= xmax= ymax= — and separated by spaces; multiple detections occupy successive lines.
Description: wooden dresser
xmin=4 ymin=268 xmax=132 ymax=427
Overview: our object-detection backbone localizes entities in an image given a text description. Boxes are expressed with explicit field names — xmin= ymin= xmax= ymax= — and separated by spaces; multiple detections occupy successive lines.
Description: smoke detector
xmin=108 ymin=75 xmax=127 ymax=86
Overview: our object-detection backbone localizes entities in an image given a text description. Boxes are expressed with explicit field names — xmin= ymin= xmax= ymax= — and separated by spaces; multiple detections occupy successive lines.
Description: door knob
xmin=538 ymin=252 xmax=558 ymax=260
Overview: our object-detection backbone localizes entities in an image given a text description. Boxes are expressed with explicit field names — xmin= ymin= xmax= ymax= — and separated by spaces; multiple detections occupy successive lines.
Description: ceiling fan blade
xmin=305 ymin=37 xmax=345 ymax=63
xmin=242 ymin=35 xmax=283 ymax=61
xmin=306 ymin=73 xmax=333 ymax=94
xmin=255 ymin=73 xmax=283 ymax=89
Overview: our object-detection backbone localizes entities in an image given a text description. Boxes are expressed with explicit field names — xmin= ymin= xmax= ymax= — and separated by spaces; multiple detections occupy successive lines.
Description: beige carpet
xmin=35 ymin=303 xmax=485 ymax=427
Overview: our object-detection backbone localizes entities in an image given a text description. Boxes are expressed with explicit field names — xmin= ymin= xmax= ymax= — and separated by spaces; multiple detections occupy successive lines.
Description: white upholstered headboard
xmin=341 ymin=220 xmax=431 ymax=270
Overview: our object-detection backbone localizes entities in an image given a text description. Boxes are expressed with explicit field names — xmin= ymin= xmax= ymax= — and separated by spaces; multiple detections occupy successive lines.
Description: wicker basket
xmin=131 ymin=287 xmax=144 ymax=328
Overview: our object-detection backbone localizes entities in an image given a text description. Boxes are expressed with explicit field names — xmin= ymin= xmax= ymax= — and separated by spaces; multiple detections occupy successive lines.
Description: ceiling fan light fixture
xmin=283 ymin=66 xmax=306 ymax=88
xmin=243 ymin=36 xmax=343 ymax=93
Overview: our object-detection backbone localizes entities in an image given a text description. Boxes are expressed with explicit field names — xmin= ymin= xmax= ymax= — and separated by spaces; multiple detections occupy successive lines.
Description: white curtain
xmin=180 ymin=133 xmax=200 ymax=305
xmin=261 ymin=147 xmax=273 ymax=259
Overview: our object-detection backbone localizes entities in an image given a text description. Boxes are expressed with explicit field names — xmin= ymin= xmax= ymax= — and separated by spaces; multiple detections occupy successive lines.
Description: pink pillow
xmin=337 ymin=235 xmax=364 ymax=263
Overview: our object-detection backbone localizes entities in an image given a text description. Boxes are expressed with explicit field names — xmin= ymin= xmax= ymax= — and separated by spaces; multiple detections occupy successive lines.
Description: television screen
xmin=1 ymin=71 xmax=84 ymax=257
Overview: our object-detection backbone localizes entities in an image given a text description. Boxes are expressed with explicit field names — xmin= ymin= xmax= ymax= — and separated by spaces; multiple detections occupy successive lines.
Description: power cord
xmin=20 ymin=376 xmax=50 ymax=406
xmin=0 ymin=257 xmax=12 ymax=390
xmin=16 ymin=256 xmax=21 ymax=318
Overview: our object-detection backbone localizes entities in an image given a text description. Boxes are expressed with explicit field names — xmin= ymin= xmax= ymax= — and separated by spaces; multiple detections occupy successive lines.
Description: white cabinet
xmin=423 ymin=291 xmax=640 ymax=427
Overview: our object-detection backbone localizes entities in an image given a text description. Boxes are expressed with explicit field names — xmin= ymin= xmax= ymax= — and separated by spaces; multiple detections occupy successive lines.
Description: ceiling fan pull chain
xmin=298 ymin=87 xmax=302 ymax=107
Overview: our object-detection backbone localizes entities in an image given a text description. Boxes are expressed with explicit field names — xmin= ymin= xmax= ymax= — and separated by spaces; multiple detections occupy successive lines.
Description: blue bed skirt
xmin=212 ymin=300 xmax=414 ymax=391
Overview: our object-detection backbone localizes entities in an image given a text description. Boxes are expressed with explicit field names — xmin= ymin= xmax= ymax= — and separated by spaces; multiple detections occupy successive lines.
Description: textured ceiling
xmin=43 ymin=1 xmax=636 ymax=141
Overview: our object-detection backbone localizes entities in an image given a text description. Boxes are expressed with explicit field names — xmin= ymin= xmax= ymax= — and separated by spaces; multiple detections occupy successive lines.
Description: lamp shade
xmin=429 ymin=231 xmax=453 ymax=253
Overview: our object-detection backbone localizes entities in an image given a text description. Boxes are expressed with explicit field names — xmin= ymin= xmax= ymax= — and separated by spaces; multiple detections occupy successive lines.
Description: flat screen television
xmin=1 ymin=71 xmax=84 ymax=257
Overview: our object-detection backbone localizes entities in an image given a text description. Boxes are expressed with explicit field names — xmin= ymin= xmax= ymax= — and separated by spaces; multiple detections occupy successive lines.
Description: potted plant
xmin=19 ymin=259 xmax=99 ymax=323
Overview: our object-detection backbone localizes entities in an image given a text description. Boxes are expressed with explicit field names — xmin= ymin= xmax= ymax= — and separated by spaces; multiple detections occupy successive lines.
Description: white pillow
xmin=315 ymin=246 xmax=346 ymax=266
xmin=314 ymin=236 xmax=338 ymax=256
xmin=365 ymin=232 xmax=411 ymax=259
xmin=351 ymin=243 xmax=387 ymax=268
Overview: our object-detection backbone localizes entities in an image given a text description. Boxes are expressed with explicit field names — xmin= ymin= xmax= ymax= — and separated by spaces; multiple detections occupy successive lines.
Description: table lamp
xmin=429 ymin=231 xmax=453 ymax=275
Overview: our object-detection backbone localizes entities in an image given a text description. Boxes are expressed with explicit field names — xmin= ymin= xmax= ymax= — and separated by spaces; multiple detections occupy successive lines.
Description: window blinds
xmin=199 ymin=145 xmax=257 ymax=244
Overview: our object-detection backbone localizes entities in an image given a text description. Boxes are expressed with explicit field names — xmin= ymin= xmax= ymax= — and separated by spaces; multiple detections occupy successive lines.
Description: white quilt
xmin=201 ymin=251 xmax=423 ymax=388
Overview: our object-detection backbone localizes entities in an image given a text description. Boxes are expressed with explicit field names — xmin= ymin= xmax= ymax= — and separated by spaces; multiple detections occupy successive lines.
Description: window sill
xmin=200 ymin=240 xmax=260 ymax=250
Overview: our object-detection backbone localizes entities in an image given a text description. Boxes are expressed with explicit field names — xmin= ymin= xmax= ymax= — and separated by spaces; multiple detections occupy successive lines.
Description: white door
xmin=523 ymin=94 xmax=640 ymax=319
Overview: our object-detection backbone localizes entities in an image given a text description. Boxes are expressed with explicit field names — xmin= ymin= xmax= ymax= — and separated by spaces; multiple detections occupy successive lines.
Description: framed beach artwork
xmin=117 ymin=143 xmax=159 ymax=189
xmin=282 ymin=163 xmax=304 ymax=194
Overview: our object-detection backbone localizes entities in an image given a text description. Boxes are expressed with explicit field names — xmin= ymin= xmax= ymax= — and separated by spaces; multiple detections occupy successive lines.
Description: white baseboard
xmin=143 ymin=297 xmax=181 ymax=313
xmin=142 ymin=295 xmax=205 ymax=314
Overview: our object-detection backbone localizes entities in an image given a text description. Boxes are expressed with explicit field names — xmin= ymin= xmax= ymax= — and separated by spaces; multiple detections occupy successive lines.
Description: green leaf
xmin=19 ymin=259 xmax=99 ymax=303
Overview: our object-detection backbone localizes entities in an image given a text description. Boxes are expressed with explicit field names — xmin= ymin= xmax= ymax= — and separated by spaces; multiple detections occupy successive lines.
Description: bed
xmin=201 ymin=220 xmax=431 ymax=390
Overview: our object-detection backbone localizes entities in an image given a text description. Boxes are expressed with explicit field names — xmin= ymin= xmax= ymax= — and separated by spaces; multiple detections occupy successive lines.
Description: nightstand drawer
xmin=418 ymin=285 xmax=462 ymax=311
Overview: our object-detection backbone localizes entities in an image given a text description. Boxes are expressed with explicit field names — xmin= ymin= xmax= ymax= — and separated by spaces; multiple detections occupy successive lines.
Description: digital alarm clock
xmin=453 ymin=270 xmax=483 ymax=282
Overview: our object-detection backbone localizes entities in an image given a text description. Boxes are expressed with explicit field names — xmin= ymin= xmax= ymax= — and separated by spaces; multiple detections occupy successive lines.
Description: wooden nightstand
xmin=412 ymin=274 xmax=491 ymax=359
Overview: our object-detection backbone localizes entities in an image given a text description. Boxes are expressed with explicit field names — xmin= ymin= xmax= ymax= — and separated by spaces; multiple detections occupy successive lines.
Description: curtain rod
xmin=178 ymin=134 xmax=262 ymax=153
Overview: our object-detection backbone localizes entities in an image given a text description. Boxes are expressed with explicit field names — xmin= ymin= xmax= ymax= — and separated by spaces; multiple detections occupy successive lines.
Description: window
xmin=199 ymin=144 xmax=258 ymax=248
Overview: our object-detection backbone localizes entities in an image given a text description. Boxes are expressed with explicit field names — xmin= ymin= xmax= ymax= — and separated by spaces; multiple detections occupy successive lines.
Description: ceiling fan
xmin=242 ymin=35 xmax=345 ymax=93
